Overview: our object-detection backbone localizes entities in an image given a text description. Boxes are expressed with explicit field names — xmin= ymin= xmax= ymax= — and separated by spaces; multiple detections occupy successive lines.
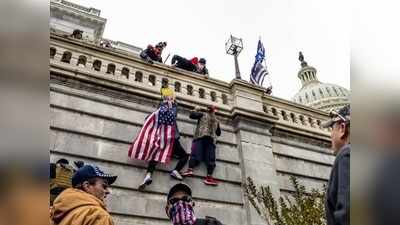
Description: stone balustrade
xmin=50 ymin=33 xmax=331 ymax=137
xmin=50 ymin=33 xmax=335 ymax=225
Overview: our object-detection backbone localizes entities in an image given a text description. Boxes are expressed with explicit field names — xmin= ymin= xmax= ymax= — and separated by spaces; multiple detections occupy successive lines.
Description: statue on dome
xmin=298 ymin=51 xmax=308 ymax=67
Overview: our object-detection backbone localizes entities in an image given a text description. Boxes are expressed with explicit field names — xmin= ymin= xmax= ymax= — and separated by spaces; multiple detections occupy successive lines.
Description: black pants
xmin=146 ymin=139 xmax=189 ymax=174
xmin=171 ymin=55 xmax=196 ymax=72
xmin=188 ymin=136 xmax=216 ymax=175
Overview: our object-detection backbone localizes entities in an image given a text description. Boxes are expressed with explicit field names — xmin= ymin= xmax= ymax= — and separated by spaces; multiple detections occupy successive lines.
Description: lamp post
xmin=225 ymin=35 xmax=243 ymax=79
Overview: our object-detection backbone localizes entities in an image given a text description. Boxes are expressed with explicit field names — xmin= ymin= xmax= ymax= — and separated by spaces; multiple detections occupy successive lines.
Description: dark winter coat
xmin=325 ymin=144 xmax=350 ymax=225
xmin=140 ymin=45 xmax=163 ymax=63
xmin=171 ymin=55 xmax=197 ymax=72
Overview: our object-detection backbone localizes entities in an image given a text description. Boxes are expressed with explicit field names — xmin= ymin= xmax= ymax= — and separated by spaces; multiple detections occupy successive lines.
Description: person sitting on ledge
xmin=196 ymin=58 xmax=209 ymax=77
xmin=140 ymin=41 xmax=167 ymax=64
xmin=171 ymin=55 xmax=199 ymax=73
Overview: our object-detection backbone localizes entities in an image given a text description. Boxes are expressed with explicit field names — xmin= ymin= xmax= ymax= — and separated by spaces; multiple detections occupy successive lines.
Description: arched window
xmin=281 ymin=110 xmax=288 ymax=120
xmin=263 ymin=105 xmax=268 ymax=113
xmin=210 ymin=91 xmax=217 ymax=102
xmin=61 ymin=51 xmax=72 ymax=63
xmin=299 ymin=115 xmax=306 ymax=125
xmin=319 ymin=88 xmax=324 ymax=98
xmin=308 ymin=117 xmax=314 ymax=127
xmin=271 ymin=107 xmax=277 ymax=116
xmin=312 ymin=90 xmax=317 ymax=100
xmin=299 ymin=96 xmax=303 ymax=103
xmin=222 ymin=94 xmax=228 ymax=104
xmin=317 ymin=120 xmax=321 ymax=128
xmin=135 ymin=71 xmax=143 ymax=82
xmin=199 ymin=88 xmax=205 ymax=99
xmin=187 ymin=85 xmax=193 ymax=95
xmin=106 ymin=64 xmax=116 ymax=75
xmin=92 ymin=60 xmax=102 ymax=71
xmin=290 ymin=113 xmax=296 ymax=123
xmin=148 ymin=75 xmax=156 ymax=86
xmin=50 ymin=47 xmax=56 ymax=59
xmin=161 ymin=78 xmax=169 ymax=88
xmin=305 ymin=93 xmax=309 ymax=101
xmin=333 ymin=87 xmax=339 ymax=96
xmin=326 ymin=87 xmax=332 ymax=97
xmin=77 ymin=55 xmax=87 ymax=67
xmin=121 ymin=67 xmax=129 ymax=79
xmin=174 ymin=82 xmax=181 ymax=92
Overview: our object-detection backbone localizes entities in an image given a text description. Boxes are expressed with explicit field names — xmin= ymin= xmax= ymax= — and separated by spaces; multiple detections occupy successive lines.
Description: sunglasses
xmin=168 ymin=195 xmax=193 ymax=205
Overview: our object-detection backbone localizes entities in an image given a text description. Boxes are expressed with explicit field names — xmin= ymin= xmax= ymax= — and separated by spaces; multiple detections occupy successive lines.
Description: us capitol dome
xmin=292 ymin=52 xmax=350 ymax=112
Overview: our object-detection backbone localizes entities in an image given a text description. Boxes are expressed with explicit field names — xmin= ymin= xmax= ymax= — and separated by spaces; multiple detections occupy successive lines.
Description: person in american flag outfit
xmin=128 ymin=85 xmax=189 ymax=190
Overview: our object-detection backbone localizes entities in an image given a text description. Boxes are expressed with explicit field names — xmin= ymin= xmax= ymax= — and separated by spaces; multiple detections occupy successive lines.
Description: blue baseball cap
xmin=72 ymin=165 xmax=117 ymax=187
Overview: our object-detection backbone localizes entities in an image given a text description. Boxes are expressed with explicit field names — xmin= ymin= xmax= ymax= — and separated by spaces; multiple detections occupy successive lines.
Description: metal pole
xmin=234 ymin=53 xmax=241 ymax=79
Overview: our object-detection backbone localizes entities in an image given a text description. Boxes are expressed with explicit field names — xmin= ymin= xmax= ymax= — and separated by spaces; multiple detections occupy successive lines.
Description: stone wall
xmin=50 ymin=34 xmax=333 ymax=225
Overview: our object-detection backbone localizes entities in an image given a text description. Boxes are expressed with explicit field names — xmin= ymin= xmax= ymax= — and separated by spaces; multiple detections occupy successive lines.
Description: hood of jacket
xmin=50 ymin=188 xmax=107 ymax=224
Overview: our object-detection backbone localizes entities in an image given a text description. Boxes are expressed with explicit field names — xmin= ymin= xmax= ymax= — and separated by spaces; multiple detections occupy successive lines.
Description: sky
xmin=69 ymin=0 xmax=350 ymax=100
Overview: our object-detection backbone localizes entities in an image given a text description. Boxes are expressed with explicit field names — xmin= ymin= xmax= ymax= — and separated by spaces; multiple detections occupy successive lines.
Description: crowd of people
xmin=50 ymin=39 xmax=350 ymax=225
xmin=139 ymin=41 xmax=209 ymax=78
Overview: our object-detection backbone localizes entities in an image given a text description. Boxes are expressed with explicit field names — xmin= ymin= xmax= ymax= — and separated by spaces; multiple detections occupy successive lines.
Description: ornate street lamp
xmin=225 ymin=35 xmax=243 ymax=79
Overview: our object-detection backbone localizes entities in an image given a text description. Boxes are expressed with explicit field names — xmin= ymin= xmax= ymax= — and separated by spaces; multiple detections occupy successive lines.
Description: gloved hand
xmin=146 ymin=57 xmax=154 ymax=64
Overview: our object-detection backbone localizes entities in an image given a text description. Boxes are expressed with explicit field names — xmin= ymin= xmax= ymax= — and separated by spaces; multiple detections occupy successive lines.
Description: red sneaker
xmin=203 ymin=176 xmax=218 ymax=186
xmin=181 ymin=169 xmax=194 ymax=177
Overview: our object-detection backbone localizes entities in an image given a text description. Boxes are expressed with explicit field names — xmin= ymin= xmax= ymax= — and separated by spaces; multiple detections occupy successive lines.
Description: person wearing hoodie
xmin=50 ymin=164 xmax=118 ymax=225
xmin=140 ymin=41 xmax=167 ymax=64
xmin=171 ymin=55 xmax=198 ymax=73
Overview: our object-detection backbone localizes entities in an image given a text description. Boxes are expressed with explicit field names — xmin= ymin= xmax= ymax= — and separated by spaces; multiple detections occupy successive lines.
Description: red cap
xmin=208 ymin=105 xmax=217 ymax=112
xmin=190 ymin=57 xmax=198 ymax=65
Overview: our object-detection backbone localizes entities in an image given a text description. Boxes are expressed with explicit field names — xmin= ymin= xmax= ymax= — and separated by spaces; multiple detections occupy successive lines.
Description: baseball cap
xmin=71 ymin=165 xmax=117 ymax=187
xmin=208 ymin=105 xmax=217 ymax=112
xmin=167 ymin=183 xmax=192 ymax=201
xmin=322 ymin=105 xmax=351 ymax=128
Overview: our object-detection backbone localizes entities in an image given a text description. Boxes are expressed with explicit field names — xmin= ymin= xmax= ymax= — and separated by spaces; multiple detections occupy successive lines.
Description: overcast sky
xmin=69 ymin=0 xmax=349 ymax=100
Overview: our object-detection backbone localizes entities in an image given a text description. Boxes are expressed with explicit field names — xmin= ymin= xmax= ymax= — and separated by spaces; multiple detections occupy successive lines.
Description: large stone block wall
xmin=50 ymin=34 xmax=333 ymax=225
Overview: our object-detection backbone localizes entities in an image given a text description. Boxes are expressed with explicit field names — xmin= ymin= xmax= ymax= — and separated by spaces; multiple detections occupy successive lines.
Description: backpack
xmin=49 ymin=159 xmax=84 ymax=204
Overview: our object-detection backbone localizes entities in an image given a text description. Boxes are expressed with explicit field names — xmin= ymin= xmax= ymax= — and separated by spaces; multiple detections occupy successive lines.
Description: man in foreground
xmin=322 ymin=105 xmax=350 ymax=225
xmin=50 ymin=164 xmax=118 ymax=225
xmin=165 ymin=183 xmax=223 ymax=225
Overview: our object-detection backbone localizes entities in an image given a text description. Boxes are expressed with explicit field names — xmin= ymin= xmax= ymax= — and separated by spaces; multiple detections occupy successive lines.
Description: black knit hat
xmin=199 ymin=58 xmax=206 ymax=64
xmin=167 ymin=183 xmax=192 ymax=201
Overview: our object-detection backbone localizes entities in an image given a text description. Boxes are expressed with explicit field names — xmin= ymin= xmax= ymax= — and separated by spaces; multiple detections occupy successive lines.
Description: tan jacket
xmin=50 ymin=188 xmax=114 ymax=225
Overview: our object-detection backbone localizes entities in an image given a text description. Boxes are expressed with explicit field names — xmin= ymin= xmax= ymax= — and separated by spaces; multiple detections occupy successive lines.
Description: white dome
xmin=292 ymin=82 xmax=350 ymax=112
xmin=292 ymin=52 xmax=350 ymax=112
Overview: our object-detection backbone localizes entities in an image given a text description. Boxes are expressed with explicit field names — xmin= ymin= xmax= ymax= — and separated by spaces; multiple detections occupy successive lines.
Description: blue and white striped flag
xmin=250 ymin=40 xmax=269 ymax=86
